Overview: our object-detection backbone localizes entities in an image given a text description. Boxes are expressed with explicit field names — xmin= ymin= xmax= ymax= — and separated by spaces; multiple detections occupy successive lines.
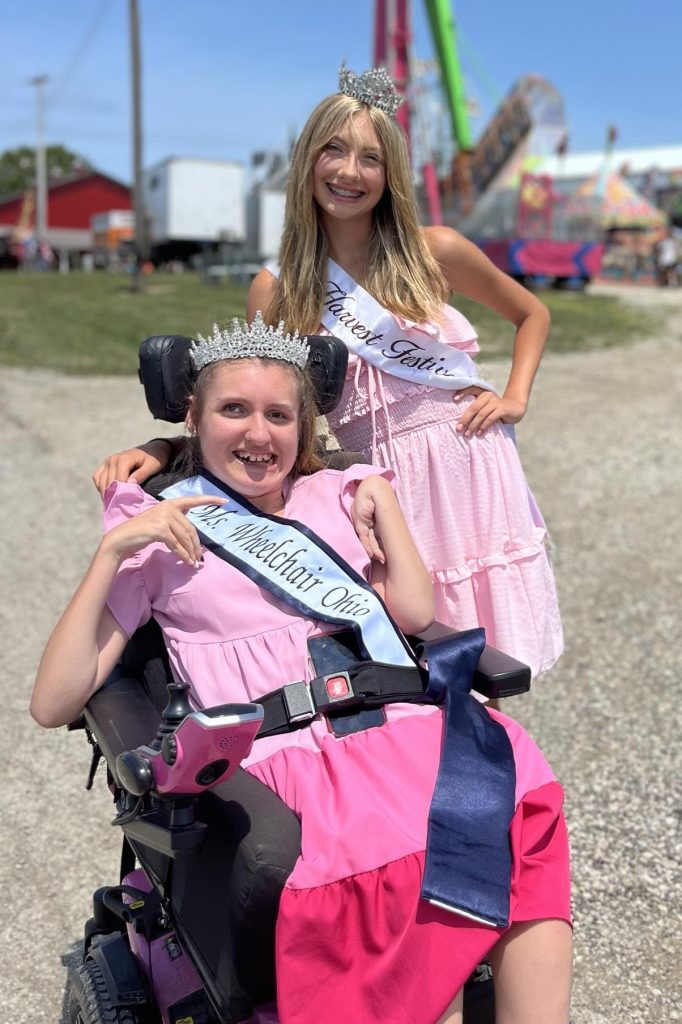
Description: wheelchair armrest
xmin=475 ymin=644 xmax=531 ymax=699
xmin=415 ymin=622 xmax=531 ymax=699
xmin=82 ymin=664 xmax=162 ymax=785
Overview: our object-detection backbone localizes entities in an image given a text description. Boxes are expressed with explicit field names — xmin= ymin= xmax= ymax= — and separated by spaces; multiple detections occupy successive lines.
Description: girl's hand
xmin=454 ymin=391 xmax=527 ymax=437
xmin=92 ymin=438 xmax=176 ymax=495
xmin=101 ymin=496 xmax=226 ymax=567
xmin=350 ymin=477 xmax=390 ymax=564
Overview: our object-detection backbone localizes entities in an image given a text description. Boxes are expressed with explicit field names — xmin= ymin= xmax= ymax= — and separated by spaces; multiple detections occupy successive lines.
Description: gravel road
xmin=1 ymin=284 xmax=681 ymax=1023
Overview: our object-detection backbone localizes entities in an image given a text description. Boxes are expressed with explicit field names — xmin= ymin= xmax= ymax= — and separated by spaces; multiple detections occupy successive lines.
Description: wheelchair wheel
xmin=68 ymin=960 xmax=146 ymax=1024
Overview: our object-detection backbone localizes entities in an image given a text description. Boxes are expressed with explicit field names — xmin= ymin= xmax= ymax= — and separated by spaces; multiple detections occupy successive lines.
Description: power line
xmin=47 ymin=0 xmax=114 ymax=105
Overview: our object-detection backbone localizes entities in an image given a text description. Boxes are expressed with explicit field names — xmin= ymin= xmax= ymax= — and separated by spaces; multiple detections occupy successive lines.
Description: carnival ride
xmin=373 ymin=0 xmax=606 ymax=284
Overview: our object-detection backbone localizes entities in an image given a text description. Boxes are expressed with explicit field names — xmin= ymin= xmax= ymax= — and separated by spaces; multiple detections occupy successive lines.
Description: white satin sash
xmin=161 ymin=474 xmax=415 ymax=668
xmin=265 ymin=258 xmax=494 ymax=393
xmin=321 ymin=260 xmax=495 ymax=393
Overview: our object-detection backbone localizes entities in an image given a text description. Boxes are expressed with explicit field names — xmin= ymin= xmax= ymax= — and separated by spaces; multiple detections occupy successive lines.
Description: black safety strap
xmin=257 ymin=661 xmax=429 ymax=736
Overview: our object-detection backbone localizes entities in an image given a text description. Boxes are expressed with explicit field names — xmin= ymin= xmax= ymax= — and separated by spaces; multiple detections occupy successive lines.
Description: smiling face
xmin=189 ymin=359 xmax=301 ymax=513
xmin=312 ymin=110 xmax=386 ymax=226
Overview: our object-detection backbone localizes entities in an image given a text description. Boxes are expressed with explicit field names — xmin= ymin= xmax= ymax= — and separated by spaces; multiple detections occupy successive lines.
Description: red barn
xmin=0 ymin=170 xmax=131 ymax=253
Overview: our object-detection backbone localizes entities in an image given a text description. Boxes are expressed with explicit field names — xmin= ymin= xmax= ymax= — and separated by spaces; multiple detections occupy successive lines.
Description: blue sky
xmin=2 ymin=0 xmax=681 ymax=184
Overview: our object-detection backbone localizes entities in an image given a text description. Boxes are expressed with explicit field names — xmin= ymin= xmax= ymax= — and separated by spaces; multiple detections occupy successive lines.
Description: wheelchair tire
xmin=68 ymin=960 xmax=146 ymax=1024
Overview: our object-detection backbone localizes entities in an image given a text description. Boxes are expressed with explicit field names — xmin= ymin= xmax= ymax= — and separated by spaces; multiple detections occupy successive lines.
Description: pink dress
xmin=104 ymin=468 xmax=570 ymax=1024
xmin=326 ymin=304 xmax=564 ymax=678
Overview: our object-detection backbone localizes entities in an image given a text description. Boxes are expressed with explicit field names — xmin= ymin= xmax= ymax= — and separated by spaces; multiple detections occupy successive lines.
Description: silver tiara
xmin=191 ymin=311 xmax=310 ymax=373
xmin=338 ymin=63 xmax=403 ymax=117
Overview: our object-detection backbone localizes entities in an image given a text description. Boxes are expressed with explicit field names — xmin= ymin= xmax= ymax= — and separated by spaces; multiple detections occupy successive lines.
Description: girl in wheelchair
xmin=32 ymin=315 xmax=572 ymax=1024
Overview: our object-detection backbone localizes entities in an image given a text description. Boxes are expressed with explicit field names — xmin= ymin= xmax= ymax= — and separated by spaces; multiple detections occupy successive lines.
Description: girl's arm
xmin=424 ymin=226 xmax=551 ymax=436
xmin=351 ymin=475 xmax=434 ymax=634
xmin=32 ymin=545 xmax=134 ymax=728
xmin=247 ymin=269 xmax=278 ymax=324
xmin=92 ymin=437 xmax=184 ymax=496
xmin=31 ymin=495 xmax=216 ymax=729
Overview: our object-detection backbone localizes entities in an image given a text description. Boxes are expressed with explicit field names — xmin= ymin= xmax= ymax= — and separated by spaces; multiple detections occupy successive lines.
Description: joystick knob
xmin=116 ymin=750 xmax=154 ymax=797
xmin=152 ymin=682 xmax=193 ymax=749
xmin=162 ymin=682 xmax=193 ymax=728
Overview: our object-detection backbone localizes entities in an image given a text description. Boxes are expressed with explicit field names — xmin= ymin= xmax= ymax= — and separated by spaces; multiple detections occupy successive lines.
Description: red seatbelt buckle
xmin=310 ymin=671 xmax=361 ymax=713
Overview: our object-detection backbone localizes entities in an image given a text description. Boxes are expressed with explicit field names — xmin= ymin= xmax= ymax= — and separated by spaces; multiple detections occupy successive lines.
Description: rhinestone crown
xmin=338 ymin=63 xmax=403 ymax=117
xmin=191 ymin=311 xmax=310 ymax=373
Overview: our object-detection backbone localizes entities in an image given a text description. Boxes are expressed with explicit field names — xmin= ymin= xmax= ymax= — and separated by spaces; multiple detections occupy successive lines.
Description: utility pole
xmin=29 ymin=75 xmax=49 ymax=259
xmin=129 ymin=0 xmax=147 ymax=292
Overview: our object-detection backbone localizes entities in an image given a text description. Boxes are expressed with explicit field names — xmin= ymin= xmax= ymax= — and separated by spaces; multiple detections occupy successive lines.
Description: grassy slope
xmin=453 ymin=289 xmax=662 ymax=359
xmin=0 ymin=271 xmax=663 ymax=375
xmin=0 ymin=272 xmax=249 ymax=374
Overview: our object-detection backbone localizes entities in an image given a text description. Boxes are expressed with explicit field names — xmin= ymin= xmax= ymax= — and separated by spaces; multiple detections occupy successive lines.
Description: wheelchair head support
xmin=138 ymin=332 xmax=349 ymax=423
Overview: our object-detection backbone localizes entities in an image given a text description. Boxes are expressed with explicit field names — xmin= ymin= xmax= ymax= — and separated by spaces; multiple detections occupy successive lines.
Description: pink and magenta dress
xmin=325 ymin=303 xmax=564 ymax=678
xmin=104 ymin=467 xmax=570 ymax=1024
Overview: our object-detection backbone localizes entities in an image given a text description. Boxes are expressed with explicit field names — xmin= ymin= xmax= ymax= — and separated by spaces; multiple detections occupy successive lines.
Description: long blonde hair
xmin=275 ymin=93 xmax=449 ymax=333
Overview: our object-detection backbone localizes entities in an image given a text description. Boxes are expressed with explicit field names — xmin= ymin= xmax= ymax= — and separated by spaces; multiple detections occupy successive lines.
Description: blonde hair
xmin=275 ymin=93 xmax=449 ymax=333
xmin=184 ymin=358 xmax=324 ymax=481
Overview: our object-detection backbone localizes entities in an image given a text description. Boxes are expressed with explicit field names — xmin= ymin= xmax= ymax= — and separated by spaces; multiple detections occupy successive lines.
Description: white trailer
xmin=246 ymin=185 xmax=286 ymax=261
xmin=143 ymin=157 xmax=245 ymax=249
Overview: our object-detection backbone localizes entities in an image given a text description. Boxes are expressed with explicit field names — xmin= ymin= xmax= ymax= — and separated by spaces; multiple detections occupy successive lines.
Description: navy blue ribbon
xmin=420 ymin=629 xmax=516 ymax=928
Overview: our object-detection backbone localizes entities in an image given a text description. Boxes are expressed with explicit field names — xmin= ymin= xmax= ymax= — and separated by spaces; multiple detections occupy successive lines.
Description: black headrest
xmin=138 ymin=334 xmax=349 ymax=423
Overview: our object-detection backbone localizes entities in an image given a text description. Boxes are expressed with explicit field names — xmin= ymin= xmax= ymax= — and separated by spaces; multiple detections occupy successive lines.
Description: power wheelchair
xmin=66 ymin=332 xmax=532 ymax=1024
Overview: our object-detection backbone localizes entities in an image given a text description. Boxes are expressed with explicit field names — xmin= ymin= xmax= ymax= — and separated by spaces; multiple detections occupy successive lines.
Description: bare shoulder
xmin=422 ymin=225 xmax=545 ymax=320
xmin=421 ymin=224 xmax=474 ymax=265
xmin=247 ymin=268 xmax=278 ymax=323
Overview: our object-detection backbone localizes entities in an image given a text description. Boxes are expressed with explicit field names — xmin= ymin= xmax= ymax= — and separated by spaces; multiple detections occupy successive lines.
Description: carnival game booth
xmin=562 ymin=172 xmax=668 ymax=283
xmin=66 ymin=332 xmax=532 ymax=1024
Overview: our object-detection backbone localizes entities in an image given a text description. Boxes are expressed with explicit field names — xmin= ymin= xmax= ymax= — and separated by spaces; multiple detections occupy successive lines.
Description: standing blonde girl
xmin=248 ymin=66 xmax=562 ymax=677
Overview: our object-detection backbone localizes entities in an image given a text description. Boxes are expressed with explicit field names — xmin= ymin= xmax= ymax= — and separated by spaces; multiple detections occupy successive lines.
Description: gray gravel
xmin=1 ymin=283 xmax=681 ymax=1022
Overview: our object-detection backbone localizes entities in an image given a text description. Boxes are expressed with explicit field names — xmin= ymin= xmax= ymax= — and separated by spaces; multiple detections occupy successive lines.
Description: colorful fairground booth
xmin=439 ymin=75 xmax=606 ymax=288
xmin=562 ymin=172 xmax=668 ymax=283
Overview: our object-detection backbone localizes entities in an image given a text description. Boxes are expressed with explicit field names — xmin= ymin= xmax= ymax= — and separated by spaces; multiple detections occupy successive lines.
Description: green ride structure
xmin=374 ymin=0 xmax=604 ymax=285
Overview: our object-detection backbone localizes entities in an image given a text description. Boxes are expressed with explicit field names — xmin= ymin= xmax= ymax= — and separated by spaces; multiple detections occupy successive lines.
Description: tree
xmin=0 ymin=145 xmax=92 ymax=197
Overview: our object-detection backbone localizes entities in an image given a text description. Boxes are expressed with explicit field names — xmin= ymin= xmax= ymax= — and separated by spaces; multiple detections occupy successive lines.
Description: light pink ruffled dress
xmin=104 ymin=468 xmax=570 ymax=1024
xmin=325 ymin=304 xmax=563 ymax=677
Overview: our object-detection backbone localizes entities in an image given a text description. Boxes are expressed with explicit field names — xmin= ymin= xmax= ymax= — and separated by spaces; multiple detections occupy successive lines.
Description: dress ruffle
xmin=328 ymin=303 xmax=481 ymax=425
xmin=274 ymin=780 xmax=569 ymax=1024
xmin=329 ymin=385 xmax=563 ymax=677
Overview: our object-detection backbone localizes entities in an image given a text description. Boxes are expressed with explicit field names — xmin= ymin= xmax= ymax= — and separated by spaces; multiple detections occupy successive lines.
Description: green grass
xmin=454 ymin=290 xmax=665 ymax=360
xmin=0 ymin=270 xmax=665 ymax=374
xmin=0 ymin=271 xmax=250 ymax=374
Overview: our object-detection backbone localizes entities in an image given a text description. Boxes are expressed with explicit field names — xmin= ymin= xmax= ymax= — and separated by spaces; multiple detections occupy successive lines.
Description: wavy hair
xmin=274 ymin=93 xmax=449 ymax=333
xmin=183 ymin=358 xmax=324 ymax=481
